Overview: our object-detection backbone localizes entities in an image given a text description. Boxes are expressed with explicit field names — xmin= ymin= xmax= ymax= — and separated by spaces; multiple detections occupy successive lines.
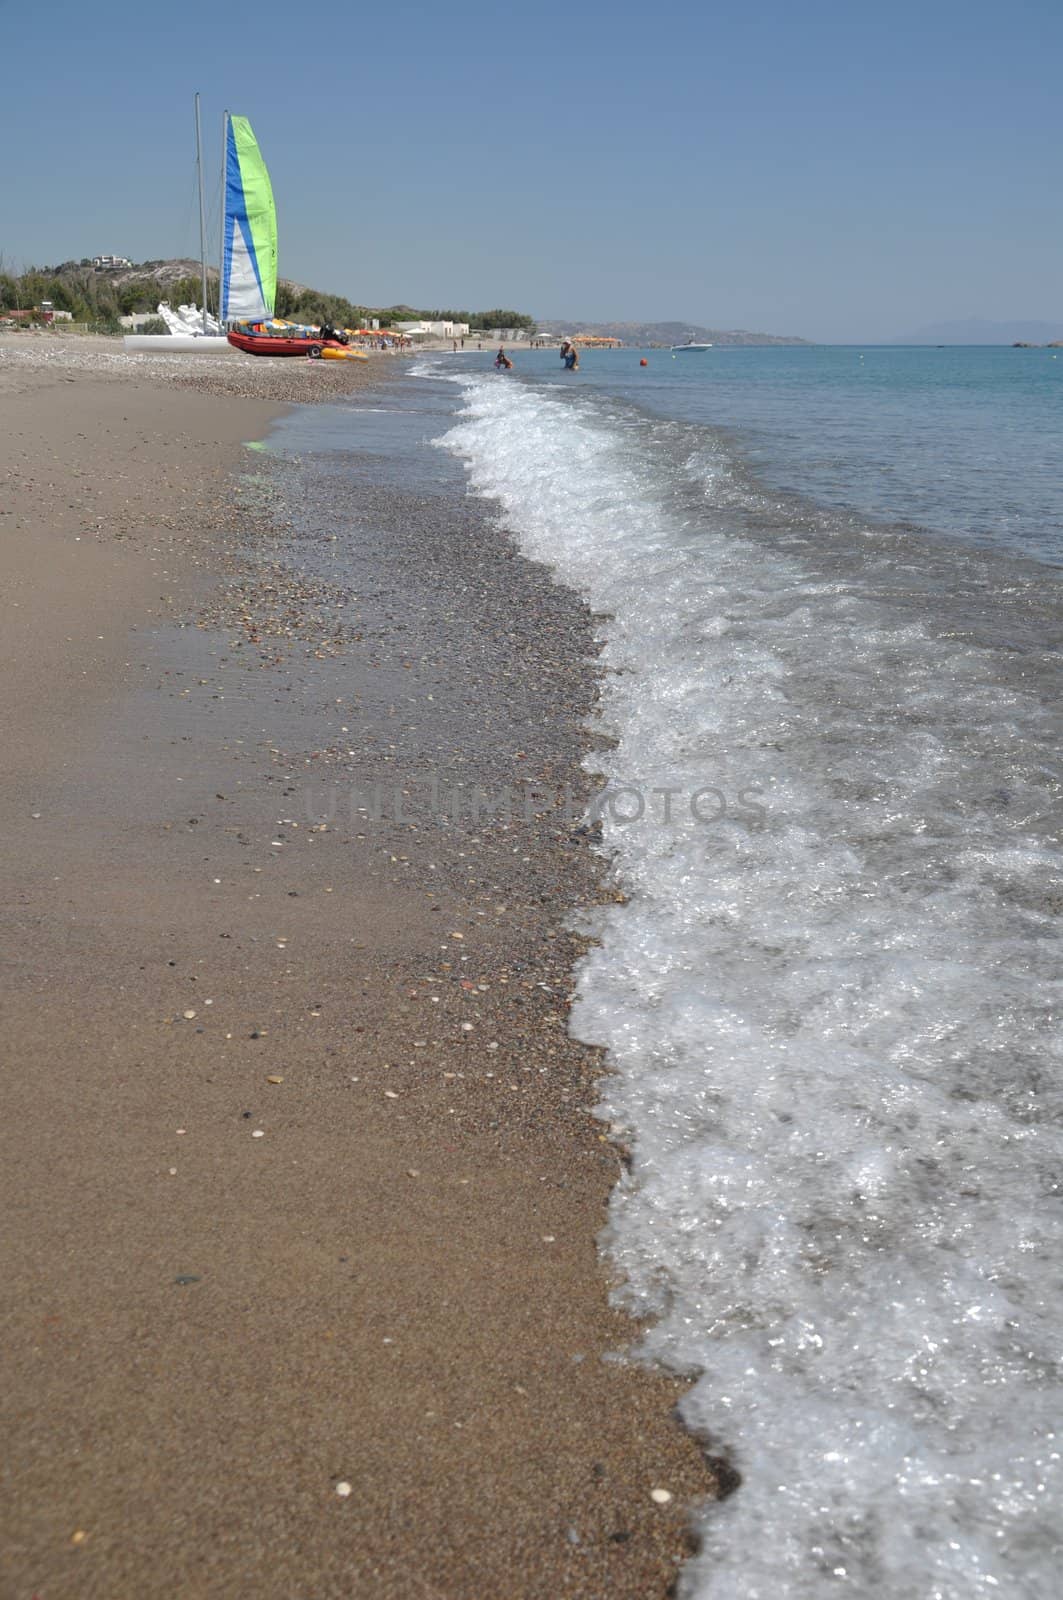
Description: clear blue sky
xmin=3 ymin=0 xmax=1060 ymax=340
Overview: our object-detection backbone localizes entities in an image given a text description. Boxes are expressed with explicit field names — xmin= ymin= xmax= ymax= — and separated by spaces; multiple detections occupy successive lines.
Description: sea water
xmin=416 ymin=349 xmax=1063 ymax=1595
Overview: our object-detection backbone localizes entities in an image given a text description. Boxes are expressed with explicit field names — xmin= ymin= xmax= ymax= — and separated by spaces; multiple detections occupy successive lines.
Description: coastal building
xmin=92 ymin=254 xmax=133 ymax=270
xmin=394 ymin=320 xmax=471 ymax=339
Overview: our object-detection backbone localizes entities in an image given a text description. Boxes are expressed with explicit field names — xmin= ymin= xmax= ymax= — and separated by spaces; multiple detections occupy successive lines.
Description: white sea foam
xmin=439 ymin=371 xmax=1063 ymax=1598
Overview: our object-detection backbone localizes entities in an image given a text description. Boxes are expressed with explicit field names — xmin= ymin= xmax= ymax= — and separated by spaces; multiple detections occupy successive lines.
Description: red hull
xmin=226 ymin=331 xmax=345 ymax=358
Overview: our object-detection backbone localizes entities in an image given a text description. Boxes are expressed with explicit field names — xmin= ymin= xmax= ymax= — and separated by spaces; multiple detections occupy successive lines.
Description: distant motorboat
xmin=671 ymin=337 xmax=713 ymax=352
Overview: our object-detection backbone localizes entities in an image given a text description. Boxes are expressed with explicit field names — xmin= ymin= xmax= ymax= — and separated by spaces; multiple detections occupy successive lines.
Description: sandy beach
xmin=0 ymin=334 xmax=714 ymax=1598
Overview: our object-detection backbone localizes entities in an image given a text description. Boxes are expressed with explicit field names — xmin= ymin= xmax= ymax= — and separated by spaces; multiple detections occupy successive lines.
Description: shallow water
xmin=409 ymin=349 xmax=1063 ymax=1598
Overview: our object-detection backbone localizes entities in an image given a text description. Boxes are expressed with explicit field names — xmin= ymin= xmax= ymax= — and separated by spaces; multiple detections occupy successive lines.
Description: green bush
xmin=1 ymin=265 xmax=535 ymax=338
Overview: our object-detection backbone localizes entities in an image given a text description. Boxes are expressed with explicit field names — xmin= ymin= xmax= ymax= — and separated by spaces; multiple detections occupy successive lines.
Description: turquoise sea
xmin=512 ymin=343 xmax=1063 ymax=559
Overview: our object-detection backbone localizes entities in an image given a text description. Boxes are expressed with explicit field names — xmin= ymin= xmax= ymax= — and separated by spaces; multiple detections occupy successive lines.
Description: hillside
xmin=536 ymin=318 xmax=810 ymax=347
xmin=5 ymin=259 xmax=366 ymax=329
xmin=60 ymin=258 xmax=318 ymax=300
xmin=4 ymin=259 xmax=534 ymax=334
xmin=4 ymin=260 xmax=807 ymax=344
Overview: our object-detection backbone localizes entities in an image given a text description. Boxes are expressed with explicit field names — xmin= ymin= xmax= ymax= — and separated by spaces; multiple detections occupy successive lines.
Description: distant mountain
xmin=892 ymin=318 xmax=1063 ymax=345
xmin=536 ymin=318 xmax=810 ymax=347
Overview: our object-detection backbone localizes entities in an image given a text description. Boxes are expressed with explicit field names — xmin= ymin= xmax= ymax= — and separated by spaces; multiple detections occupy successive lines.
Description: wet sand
xmin=0 ymin=342 xmax=716 ymax=1597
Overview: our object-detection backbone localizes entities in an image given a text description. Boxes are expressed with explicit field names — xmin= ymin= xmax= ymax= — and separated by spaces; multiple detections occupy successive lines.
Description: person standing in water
xmin=495 ymin=347 xmax=512 ymax=370
xmin=562 ymin=340 xmax=579 ymax=371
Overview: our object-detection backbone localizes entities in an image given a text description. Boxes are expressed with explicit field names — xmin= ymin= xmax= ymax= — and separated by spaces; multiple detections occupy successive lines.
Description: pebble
xmin=335 ymin=1481 xmax=352 ymax=1498
xmin=384 ymin=1089 xmax=399 ymax=1099
xmin=251 ymin=1129 xmax=265 ymax=1138
xmin=266 ymin=1075 xmax=284 ymax=1084
xmin=650 ymin=1487 xmax=674 ymax=1505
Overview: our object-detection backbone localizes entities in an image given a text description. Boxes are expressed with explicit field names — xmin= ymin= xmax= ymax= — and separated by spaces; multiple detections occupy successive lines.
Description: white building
xmin=93 ymin=254 xmax=133 ymax=270
xmin=394 ymin=320 xmax=470 ymax=338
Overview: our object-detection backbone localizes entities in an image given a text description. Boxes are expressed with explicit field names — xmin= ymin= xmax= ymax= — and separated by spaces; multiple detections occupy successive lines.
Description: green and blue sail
xmin=221 ymin=116 xmax=277 ymax=323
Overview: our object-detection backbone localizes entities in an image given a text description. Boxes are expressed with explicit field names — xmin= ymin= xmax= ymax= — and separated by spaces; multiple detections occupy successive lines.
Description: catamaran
xmin=124 ymin=99 xmax=277 ymax=353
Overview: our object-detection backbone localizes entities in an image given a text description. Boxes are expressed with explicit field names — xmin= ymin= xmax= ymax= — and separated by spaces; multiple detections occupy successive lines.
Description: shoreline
xmin=1 ymin=342 xmax=715 ymax=1595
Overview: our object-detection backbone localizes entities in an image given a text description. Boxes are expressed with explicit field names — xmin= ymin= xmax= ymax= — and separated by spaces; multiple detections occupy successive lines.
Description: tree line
xmin=0 ymin=262 xmax=535 ymax=333
xmin=367 ymin=305 xmax=536 ymax=331
xmin=0 ymin=265 xmax=212 ymax=328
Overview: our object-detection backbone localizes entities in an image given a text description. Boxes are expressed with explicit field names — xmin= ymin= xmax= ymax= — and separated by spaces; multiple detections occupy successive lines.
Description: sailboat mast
xmin=194 ymin=93 xmax=209 ymax=333
xmin=218 ymin=110 xmax=229 ymax=325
